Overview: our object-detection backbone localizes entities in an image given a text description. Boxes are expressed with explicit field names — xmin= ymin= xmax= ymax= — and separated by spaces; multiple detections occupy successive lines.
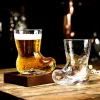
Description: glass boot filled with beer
xmin=14 ymin=29 xmax=56 ymax=74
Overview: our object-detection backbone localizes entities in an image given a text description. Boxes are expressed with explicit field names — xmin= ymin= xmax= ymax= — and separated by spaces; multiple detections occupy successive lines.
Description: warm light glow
xmin=65 ymin=14 xmax=71 ymax=35
xmin=10 ymin=28 xmax=13 ymax=31
xmin=10 ymin=20 xmax=13 ymax=23
xmin=14 ymin=16 xmax=18 ymax=21
xmin=93 ymin=32 xmax=97 ymax=37
xmin=63 ymin=0 xmax=74 ymax=37
xmin=11 ymin=24 xmax=14 ymax=27
xmin=69 ymin=1 xmax=73 ymax=6
xmin=70 ymin=32 xmax=75 ymax=37
xmin=91 ymin=38 xmax=94 ymax=43
xmin=69 ymin=1 xmax=74 ymax=15
xmin=0 ymin=22 xmax=2 ymax=32
xmin=67 ymin=14 xmax=71 ymax=26
xmin=95 ymin=38 xmax=100 ymax=44
xmin=78 ymin=2 xmax=82 ymax=6
xmin=99 ymin=52 xmax=100 ymax=56
xmin=66 ymin=0 xmax=74 ymax=35
xmin=89 ymin=65 xmax=93 ymax=69
xmin=70 ymin=6 xmax=74 ymax=15
xmin=66 ymin=30 xmax=70 ymax=35
xmin=21 ymin=16 xmax=26 ymax=21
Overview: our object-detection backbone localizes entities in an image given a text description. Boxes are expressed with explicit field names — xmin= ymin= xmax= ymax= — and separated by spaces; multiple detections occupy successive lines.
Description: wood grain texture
xmin=0 ymin=64 xmax=100 ymax=100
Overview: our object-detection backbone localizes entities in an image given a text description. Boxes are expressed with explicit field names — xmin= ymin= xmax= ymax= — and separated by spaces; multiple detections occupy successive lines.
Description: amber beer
xmin=14 ymin=30 xmax=56 ymax=74
xmin=14 ymin=33 xmax=42 ymax=57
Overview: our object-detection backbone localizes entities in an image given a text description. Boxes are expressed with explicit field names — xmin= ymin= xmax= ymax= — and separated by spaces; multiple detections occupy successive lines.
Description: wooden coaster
xmin=4 ymin=72 xmax=54 ymax=87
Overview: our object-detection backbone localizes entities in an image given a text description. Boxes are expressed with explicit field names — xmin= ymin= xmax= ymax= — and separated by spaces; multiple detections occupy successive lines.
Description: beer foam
xmin=14 ymin=33 xmax=42 ymax=40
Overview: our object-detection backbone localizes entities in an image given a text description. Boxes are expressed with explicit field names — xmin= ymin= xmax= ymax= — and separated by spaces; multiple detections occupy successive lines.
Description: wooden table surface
xmin=0 ymin=64 xmax=100 ymax=100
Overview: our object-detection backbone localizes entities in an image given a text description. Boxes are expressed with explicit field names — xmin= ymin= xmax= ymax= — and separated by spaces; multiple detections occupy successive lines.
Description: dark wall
xmin=24 ymin=1 xmax=67 ymax=64
xmin=0 ymin=0 xmax=100 ymax=68
xmin=0 ymin=9 xmax=11 ymax=67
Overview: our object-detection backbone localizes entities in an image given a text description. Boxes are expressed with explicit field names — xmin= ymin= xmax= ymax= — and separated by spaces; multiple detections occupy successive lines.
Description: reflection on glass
xmin=52 ymin=39 xmax=91 ymax=85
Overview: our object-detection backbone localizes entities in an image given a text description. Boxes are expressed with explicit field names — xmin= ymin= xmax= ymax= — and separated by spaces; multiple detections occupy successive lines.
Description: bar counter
xmin=0 ymin=64 xmax=100 ymax=100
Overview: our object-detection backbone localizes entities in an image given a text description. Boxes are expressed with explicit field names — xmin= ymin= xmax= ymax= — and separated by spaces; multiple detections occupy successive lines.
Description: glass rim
xmin=63 ymin=39 xmax=92 ymax=41
xmin=14 ymin=29 xmax=42 ymax=31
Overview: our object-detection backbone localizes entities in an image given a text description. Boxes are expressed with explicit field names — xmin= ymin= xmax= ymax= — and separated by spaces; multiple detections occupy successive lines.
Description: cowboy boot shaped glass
xmin=14 ymin=29 xmax=56 ymax=74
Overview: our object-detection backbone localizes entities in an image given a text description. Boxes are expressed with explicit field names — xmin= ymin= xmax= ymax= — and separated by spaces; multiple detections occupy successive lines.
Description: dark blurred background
xmin=0 ymin=0 xmax=100 ymax=68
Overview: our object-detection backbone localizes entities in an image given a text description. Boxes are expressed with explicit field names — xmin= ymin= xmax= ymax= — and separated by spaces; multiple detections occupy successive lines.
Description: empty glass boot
xmin=52 ymin=39 xmax=91 ymax=85
xmin=14 ymin=29 xmax=56 ymax=74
